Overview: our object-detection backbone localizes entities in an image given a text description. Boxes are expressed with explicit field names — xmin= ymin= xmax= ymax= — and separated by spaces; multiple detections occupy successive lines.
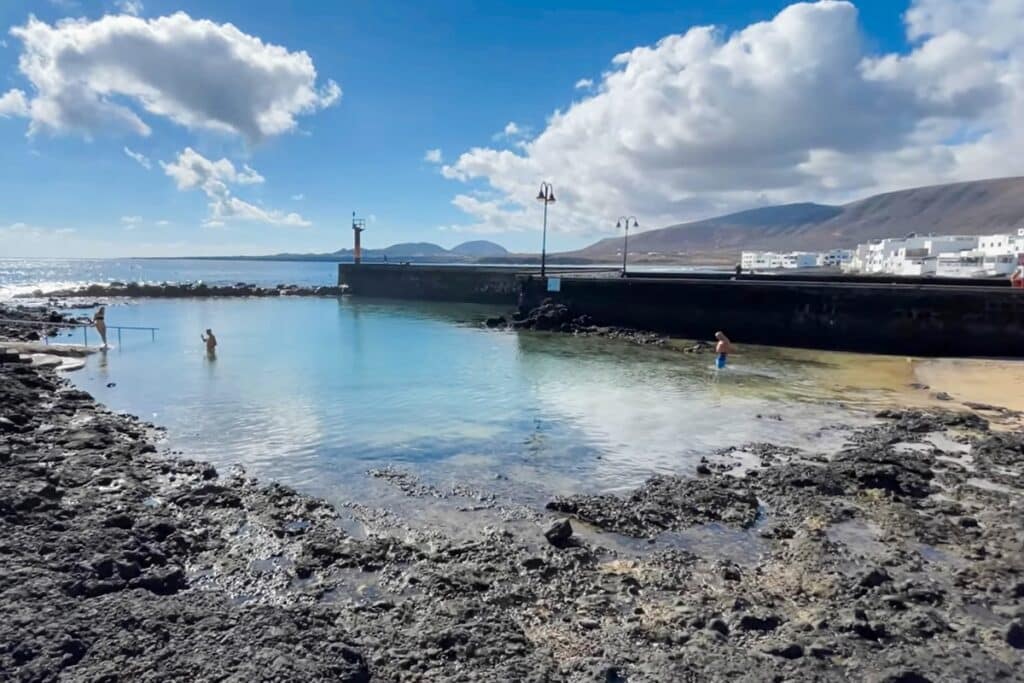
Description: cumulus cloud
xmin=123 ymin=146 xmax=151 ymax=169
xmin=5 ymin=12 xmax=340 ymax=141
xmin=424 ymin=148 xmax=443 ymax=163
xmin=162 ymin=147 xmax=310 ymax=227
xmin=574 ymin=78 xmax=594 ymax=90
xmin=442 ymin=0 xmax=1024 ymax=236
xmin=0 ymin=89 xmax=28 ymax=117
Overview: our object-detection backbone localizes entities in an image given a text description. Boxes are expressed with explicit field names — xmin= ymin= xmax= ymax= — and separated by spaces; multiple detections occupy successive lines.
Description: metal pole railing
xmin=0 ymin=318 xmax=157 ymax=349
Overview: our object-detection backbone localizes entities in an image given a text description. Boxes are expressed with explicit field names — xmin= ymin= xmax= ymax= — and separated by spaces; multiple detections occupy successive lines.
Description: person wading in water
xmin=93 ymin=306 xmax=108 ymax=349
xmin=201 ymin=329 xmax=217 ymax=358
xmin=714 ymin=331 xmax=733 ymax=369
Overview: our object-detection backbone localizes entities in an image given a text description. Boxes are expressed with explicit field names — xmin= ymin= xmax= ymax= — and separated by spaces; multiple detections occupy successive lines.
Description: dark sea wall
xmin=521 ymin=276 xmax=1024 ymax=358
xmin=339 ymin=264 xmax=523 ymax=305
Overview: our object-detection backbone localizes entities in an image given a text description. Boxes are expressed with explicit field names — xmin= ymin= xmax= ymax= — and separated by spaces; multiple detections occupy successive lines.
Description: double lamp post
xmin=535 ymin=181 xmax=637 ymax=277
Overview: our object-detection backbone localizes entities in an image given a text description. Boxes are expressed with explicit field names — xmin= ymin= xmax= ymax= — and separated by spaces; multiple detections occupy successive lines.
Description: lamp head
xmin=537 ymin=183 xmax=555 ymax=203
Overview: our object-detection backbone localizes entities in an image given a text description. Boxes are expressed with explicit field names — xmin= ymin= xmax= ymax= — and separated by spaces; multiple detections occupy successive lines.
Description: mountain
xmin=221 ymin=240 xmax=512 ymax=263
xmin=351 ymin=242 xmax=449 ymax=258
xmin=449 ymin=240 xmax=509 ymax=257
xmin=570 ymin=176 xmax=1024 ymax=261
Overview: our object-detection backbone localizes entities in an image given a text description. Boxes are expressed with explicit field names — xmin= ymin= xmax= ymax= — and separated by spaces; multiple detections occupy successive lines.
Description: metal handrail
xmin=0 ymin=317 xmax=158 ymax=347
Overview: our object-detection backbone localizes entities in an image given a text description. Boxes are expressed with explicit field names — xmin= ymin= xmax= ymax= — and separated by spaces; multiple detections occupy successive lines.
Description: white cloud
xmin=123 ymin=146 xmax=151 ymax=169
xmin=6 ymin=12 xmax=340 ymax=141
xmin=442 ymin=0 xmax=1024 ymax=236
xmin=116 ymin=0 xmax=144 ymax=16
xmin=574 ymin=78 xmax=594 ymax=90
xmin=161 ymin=147 xmax=310 ymax=227
xmin=120 ymin=215 xmax=142 ymax=225
xmin=492 ymin=121 xmax=531 ymax=142
xmin=424 ymin=148 xmax=443 ymax=163
xmin=155 ymin=219 xmax=170 ymax=226
xmin=291 ymin=193 xmax=305 ymax=201
xmin=0 ymin=89 xmax=28 ymax=117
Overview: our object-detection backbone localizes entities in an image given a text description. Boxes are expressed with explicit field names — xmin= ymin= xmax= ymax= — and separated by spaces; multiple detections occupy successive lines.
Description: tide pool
xmin=67 ymin=296 xmax=892 ymax=508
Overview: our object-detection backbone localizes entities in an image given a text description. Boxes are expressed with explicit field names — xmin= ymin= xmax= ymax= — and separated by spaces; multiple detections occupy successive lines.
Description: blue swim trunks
xmin=715 ymin=353 xmax=728 ymax=369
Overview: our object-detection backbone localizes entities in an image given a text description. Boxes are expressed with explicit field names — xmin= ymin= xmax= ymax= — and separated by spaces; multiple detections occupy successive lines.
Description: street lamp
xmin=536 ymin=182 xmax=556 ymax=276
xmin=616 ymin=216 xmax=639 ymax=276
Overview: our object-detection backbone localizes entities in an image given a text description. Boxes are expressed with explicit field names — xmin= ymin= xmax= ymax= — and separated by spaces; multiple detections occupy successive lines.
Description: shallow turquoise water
xmin=65 ymin=297 xmax=876 ymax=509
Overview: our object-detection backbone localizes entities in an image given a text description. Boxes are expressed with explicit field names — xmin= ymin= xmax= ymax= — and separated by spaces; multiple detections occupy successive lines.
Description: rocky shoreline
xmin=2 ymin=305 xmax=1024 ymax=681
xmin=487 ymin=299 xmax=677 ymax=348
xmin=18 ymin=281 xmax=347 ymax=299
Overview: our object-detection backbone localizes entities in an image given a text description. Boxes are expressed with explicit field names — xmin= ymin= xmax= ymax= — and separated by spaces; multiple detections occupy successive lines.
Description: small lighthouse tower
xmin=351 ymin=212 xmax=366 ymax=264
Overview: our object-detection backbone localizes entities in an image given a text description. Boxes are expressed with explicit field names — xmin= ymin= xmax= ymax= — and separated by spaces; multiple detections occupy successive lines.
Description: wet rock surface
xmin=19 ymin=281 xmax=348 ymax=299
xmin=0 ymin=305 xmax=73 ymax=343
xmin=547 ymin=475 xmax=761 ymax=536
xmin=3 ymin=346 xmax=1024 ymax=679
xmin=502 ymin=299 xmax=670 ymax=346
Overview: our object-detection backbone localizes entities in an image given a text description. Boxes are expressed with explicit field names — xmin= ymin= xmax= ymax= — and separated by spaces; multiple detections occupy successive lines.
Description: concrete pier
xmin=521 ymin=275 xmax=1024 ymax=357
xmin=338 ymin=263 xmax=1024 ymax=357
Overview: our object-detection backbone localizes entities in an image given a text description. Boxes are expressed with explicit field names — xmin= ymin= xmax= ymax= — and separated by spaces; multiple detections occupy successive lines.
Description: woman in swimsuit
xmin=714 ymin=331 xmax=732 ymax=369
xmin=93 ymin=306 xmax=108 ymax=349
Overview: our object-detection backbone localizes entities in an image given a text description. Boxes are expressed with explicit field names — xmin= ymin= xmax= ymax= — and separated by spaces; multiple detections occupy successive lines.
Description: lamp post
xmin=616 ymin=216 xmax=639 ymax=276
xmin=536 ymin=182 xmax=556 ymax=277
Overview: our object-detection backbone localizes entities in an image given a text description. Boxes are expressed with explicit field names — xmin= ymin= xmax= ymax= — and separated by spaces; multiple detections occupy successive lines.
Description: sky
xmin=0 ymin=0 xmax=1022 ymax=258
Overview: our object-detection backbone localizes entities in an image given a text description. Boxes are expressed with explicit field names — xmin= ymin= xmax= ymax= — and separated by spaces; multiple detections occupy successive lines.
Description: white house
xmin=741 ymin=251 xmax=785 ymax=270
xmin=845 ymin=235 xmax=980 ymax=274
xmin=741 ymin=251 xmax=826 ymax=270
xmin=817 ymin=249 xmax=853 ymax=268
xmin=782 ymin=252 xmax=819 ymax=269
xmin=844 ymin=228 xmax=1024 ymax=277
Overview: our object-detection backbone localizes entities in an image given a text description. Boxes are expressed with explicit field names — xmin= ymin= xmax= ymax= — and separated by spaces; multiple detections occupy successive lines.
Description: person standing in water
xmin=714 ymin=331 xmax=732 ymax=369
xmin=201 ymin=328 xmax=217 ymax=358
xmin=93 ymin=306 xmax=108 ymax=349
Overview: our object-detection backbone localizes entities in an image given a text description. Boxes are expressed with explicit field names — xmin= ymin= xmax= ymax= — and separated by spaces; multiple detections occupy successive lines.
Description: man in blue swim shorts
xmin=715 ymin=331 xmax=732 ymax=369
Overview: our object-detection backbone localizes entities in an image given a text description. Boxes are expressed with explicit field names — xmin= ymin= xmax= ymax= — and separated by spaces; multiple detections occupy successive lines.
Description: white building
xmin=844 ymin=228 xmax=1024 ymax=277
xmin=741 ymin=250 xmax=846 ymax=271
xmin=741 ymin=251 xmax=785 ymax=270
xmin=782 ymin=252 xmax=819 ymax=269
xmin=817 ymin=249 xmax=853 ymax=268
xmin=845 ymin=235 xmax=981 ymax=275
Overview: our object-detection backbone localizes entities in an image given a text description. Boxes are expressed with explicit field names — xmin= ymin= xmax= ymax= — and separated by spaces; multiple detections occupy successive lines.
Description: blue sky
xmin=4 ymin=0 xmax=1022 ymax=257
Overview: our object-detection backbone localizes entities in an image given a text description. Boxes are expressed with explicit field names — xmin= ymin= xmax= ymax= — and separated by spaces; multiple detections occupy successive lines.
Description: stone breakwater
xmin=3 ymin=337 xmax=1024 ymax=679
xmin=19 ymin=281 xmax=347 ymax=299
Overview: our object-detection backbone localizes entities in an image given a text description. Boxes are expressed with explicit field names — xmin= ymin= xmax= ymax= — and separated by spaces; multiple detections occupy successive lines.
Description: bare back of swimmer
xmin=714 ymin=331 xmax=732 ymax=369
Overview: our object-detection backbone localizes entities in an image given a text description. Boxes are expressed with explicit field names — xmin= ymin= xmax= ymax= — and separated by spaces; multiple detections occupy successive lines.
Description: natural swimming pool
xmin=65 ymin=297 xmax=925 ymax=508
